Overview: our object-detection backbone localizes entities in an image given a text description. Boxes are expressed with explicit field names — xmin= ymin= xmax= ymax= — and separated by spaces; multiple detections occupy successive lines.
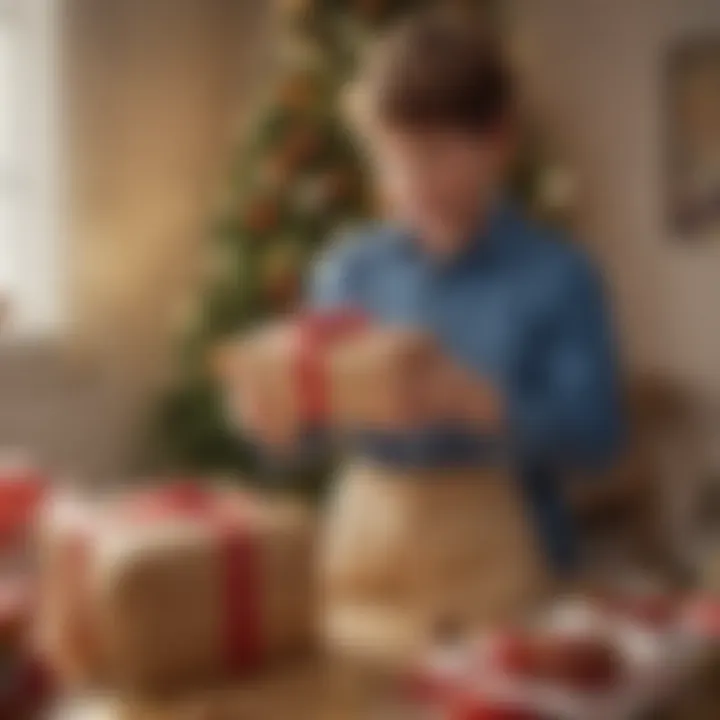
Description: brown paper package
xmin=319 ymin=463 xmax=548 ymax=668
xmin=327 ymin=328 xmax=440 ymax=431
xmin=36 ymin=488 xmax=316 ymax=695
xmin=221 ymin=322 xmax=441 ymax=439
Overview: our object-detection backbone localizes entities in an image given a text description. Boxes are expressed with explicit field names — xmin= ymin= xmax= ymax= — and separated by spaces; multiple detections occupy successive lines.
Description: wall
xmin=514 ymin=0 xmax=720 ymax=396
xmin=0 ymin=0 xmax=274 ymax=477
xmin=65 ymin=0 xmax=274 ymax=380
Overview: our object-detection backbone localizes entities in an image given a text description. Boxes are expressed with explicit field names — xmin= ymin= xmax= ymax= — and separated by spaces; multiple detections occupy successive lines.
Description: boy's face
xmin=370 ymin=125 xmax=513 ymax=256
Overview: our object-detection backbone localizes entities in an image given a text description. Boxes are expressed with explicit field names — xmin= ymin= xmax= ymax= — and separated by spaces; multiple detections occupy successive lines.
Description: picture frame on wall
xmin=666 ymin=37 xmax=720 ymax=240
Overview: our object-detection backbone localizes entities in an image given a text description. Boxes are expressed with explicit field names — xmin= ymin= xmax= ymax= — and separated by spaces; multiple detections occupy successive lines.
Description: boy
xmin=310 ymin=10 xmax=623 ymax=576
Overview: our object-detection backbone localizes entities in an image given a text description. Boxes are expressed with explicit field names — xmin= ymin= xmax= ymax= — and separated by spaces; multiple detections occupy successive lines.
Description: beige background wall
xmin=67 ymin=0 xmax=720 ymax=397
xmin=66 ymin=0 xmax=274 ymax=380
xmin=8 ymin=0 xmax=720 ymax=475
xmin=514 ymin=0 xmax=720 ymax=396
xmin=0 ymin=0 xmax=274 ymax=476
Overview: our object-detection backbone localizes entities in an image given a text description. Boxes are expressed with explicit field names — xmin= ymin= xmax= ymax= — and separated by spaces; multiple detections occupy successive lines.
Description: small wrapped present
xmin=37 ymin=483 xmax=315 ymax=693
xmin=216 ymin=310 xmax=442 ymax=446
xmin=401 ymin=594 xmax=720 ymax=720
xmin=0 ymin=451 xmax=47 ymax=554
xmin=216 ymin=310 xmax=368 ymax=444
xmin=327 ymin=327 xmax=441 ymax=432
xmin=0 ymin=576 xmax=53 ymax=719
xmin=320 ymin=462 xmax=547 ymax=668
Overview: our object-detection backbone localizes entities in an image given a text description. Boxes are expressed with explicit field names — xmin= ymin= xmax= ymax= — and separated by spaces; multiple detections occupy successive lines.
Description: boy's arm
xmin=508 ymin=257 xmax=624 ymax=467
xmin=307 ymin=235 xmax=364 ymax=311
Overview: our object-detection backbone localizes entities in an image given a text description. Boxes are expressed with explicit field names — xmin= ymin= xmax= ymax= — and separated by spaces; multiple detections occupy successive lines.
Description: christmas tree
xmin=154 ymin=0 xmax=573 ymax=488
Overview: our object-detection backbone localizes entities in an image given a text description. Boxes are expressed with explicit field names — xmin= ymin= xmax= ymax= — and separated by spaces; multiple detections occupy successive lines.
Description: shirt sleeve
xmin=509 ymin=256 xmax=624 ymax=468
xmin=306 ymin=234 xmax=364 ymax=311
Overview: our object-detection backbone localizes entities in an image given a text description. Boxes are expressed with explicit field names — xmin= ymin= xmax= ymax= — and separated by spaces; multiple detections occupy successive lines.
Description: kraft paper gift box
xmin=216 ymin=310 xmax=441 ymax=444
xmin=326 ymin=328 xmax=441 ymax=432
xmin=319 ymin=462 xmax=547 ymax=668
xmin=82 ymin=658 xmax=378 ymax=720
xmin=37 ymin=483 xmax=315 ymax=694
xmin=217 ymin=310 xmax=367 ymax=444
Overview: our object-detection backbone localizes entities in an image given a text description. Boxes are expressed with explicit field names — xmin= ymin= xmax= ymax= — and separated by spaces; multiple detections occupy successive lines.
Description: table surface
xmin=52 ymin=658 xmax=720 ymax=720
xmin=52 ymin=659 xmax=394 ymax=720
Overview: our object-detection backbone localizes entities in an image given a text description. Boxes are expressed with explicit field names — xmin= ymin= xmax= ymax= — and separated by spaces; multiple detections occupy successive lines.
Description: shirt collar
xmin=394 ymin=197 xmax=519 ymax=271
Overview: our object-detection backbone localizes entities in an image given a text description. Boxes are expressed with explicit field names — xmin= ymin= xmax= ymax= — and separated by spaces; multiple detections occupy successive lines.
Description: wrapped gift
xmin=216 ymin=310 xmax=442 ymax=445
xmin=216 ymin=310 xmax=368 ymax=443
xmin=402 ymin=595 xmax=720 ymax=720
xmin=0 ymin=451 xmax=47 ymax=553
xmin=327 ymin=326 xmax=443 ymax=432
xmin=320 ymin=463 xmax=547 ymax=668
xmin=0 ymin=576 xmax=53 ymax=719
xmin=37 ymin=483 xmax=316 ymax=693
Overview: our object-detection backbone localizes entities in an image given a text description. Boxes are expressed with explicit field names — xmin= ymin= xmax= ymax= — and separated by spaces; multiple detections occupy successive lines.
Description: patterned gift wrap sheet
xmin=397 ymin=595 xmax=720 ymax=720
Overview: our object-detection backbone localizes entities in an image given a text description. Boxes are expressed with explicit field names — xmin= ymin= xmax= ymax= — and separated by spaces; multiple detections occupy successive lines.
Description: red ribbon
xmin=117 ymin=482 xmax=265 ymax=672
xmin=294 ymin=309 xmax=367 ymax=424
xmin=0 ymin=468 xmax=47 ymax=548
xmin=684 ymin=597 xmax=720 ymax=639
xmin=447 ymin=694 xmax=540 ymax=720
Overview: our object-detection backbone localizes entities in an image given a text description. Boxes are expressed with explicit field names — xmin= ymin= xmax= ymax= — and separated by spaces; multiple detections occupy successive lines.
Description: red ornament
xmin=324 ymin=168 xmax=356 ymax=205
xmin=244 ymin=198 xmax=280 ymax=236
xmin=283 ymin=125 xmax=322 ymax=171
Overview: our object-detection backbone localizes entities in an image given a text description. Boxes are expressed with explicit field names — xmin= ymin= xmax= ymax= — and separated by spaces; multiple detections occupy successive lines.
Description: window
xmin=0 ymin=0 xmax=61 ymax=339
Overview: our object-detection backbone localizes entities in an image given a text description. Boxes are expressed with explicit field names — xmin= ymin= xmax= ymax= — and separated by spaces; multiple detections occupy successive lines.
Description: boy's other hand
xmin=426 ymin=357 xmax=505 ymax=430
xmin=212 ymin=342 xmax=297 ymax=448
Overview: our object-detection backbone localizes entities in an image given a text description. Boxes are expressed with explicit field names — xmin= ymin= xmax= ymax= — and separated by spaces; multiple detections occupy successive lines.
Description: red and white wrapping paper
xmin=0 ymin=451 xmax=47 ymax=551
xmin=37 ymin=482 xmax=315 ymax=693
xmin=402 ymin=595 xmax=720 ymax=720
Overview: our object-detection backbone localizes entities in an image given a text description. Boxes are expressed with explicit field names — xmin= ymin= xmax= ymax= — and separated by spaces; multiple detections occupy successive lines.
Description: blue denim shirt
xmin=309 ymin=202 xmax=624 ymax=574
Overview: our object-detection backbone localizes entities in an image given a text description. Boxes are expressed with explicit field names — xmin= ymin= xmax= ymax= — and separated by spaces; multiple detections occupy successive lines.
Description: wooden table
xmin=53 ymin=659 xmax=393 ymax=720
xmin=53 ymin=653 xmax=720 ymax=720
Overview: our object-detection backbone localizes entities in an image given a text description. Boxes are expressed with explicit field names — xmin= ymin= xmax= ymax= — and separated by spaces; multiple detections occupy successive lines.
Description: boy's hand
xmin=212 ymin=342 xmax=297 ymax=448
xmin=425 ymin=357 xmax=505 ymax=430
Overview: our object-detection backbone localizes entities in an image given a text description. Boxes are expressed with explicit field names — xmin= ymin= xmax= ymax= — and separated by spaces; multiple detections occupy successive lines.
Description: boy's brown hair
xmin=354 ymin=9 xmax=513 ymax=133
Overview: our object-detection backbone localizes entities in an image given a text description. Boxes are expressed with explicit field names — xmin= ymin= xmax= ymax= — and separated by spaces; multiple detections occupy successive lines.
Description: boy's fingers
xmin=209 ymin=342 xmax=247 ymax=383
